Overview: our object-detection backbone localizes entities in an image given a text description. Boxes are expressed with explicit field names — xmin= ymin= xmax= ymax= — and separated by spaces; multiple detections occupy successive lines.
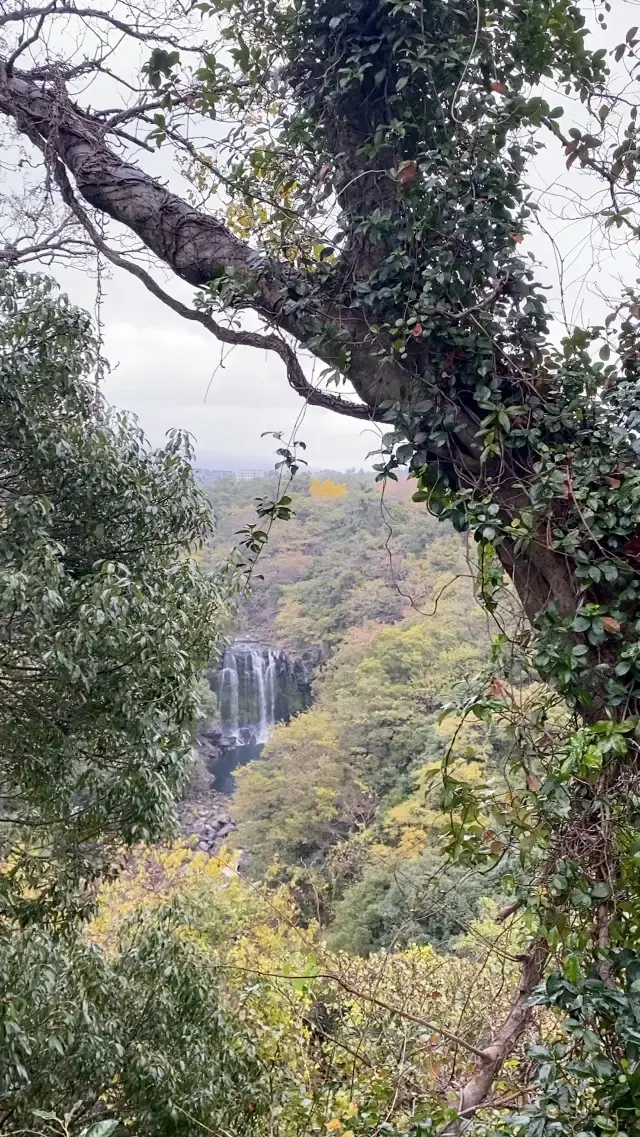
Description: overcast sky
xmin=49 ymin=2 xmax=638 ymax=471
xmin=94 ymin=269 xmax=383 ymax=470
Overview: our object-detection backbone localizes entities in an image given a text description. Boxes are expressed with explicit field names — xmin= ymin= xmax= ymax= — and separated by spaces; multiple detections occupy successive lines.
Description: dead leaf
xmin=491 ymin=80 xmax=508 ymax=95
xmin=602 ymin=616 xmax=621 ymax=634
xmin=526 ymin=774 xmax=542 ymax=792
xmin=395 ymin=160 xmax=417 ymax=187
xmin=510 ymin=232 xmax=524 ymax=243
xmin=606 ymin=476 xmax=621 ymax=489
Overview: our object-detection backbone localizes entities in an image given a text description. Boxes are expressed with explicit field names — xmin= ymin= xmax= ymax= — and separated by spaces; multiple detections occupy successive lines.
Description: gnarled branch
xmin=46 ymin=148 xmax=378 ymax=421
xmin=0 ymin=60 xmax=411 ymax=416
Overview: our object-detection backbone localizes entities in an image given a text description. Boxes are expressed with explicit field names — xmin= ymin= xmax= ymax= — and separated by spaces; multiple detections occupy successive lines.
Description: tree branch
xmin=48 ymin=151 xmax=379 ymax=421
xmin=225 ymin=963 xmax=490 ymax=1061
xmin=0 ymin=61 xmax=411 ymax=415
xmin=454 ymin=939 xmax=548 ymax=1121
xmin=5 ymin=8 xmax=48 ymax=76
xmin=0 ymin=5 xmax=203 ymax=50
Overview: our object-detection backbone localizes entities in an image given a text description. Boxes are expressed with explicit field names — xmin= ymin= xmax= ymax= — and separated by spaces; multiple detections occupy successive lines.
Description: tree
xmin=0 ymin=270 xmax=227 ymax=922
xmin=1 ymin=0 xmax=640 ymax=1125
xmin=234 ymin=709 xmax=376 ymax=877
xmin=310 ymin=478 xmax=348 ymax=501
xmin=0 ymin=907 xmax=264 ymax=1137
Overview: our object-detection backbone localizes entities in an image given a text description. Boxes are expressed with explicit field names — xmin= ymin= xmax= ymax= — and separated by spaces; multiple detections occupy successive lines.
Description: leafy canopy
xmin=0 ymin=271 xmax=228 ymax=921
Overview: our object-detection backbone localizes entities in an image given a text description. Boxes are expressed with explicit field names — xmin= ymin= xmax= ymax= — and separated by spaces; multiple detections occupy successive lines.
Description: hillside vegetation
xmin=201 ymin=472 xmax=511 ymax=954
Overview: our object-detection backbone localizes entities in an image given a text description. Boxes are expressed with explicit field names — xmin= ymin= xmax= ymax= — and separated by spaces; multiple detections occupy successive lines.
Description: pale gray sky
xmin=97 ymin=271 xmax=382 ymax=470
xmin=40 ymin=2 xmax=640 ymax=470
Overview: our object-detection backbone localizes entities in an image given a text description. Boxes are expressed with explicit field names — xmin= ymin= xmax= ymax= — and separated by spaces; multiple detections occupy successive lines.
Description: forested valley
xmin=197 ymin=470 xmax=505 ymax=956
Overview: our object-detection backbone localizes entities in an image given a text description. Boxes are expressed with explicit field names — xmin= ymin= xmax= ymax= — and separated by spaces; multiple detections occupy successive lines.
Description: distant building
xmin=195 ymin=467 xmax=269 ymax=483
xmin=235 ymin=469 xmax=269 ymax=481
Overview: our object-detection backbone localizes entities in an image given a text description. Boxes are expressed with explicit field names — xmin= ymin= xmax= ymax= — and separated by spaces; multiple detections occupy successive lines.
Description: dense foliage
xmin=87 ymin=843 xmax=526 ymax=1136
xmin=1 ymin=907 xmax=262 ymax=1137
xmin=0 ymin=272 xmax=230 ymax=921
xmin=0 ymin=273 xmax=250 ymax=1135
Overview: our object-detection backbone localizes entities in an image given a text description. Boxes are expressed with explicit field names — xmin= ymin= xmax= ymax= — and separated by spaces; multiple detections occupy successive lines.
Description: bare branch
xmin=0 ymin=4 xmax=204 ymax=50
xmin=5 ymin=8 xmax=48 ymax=76
xmin=454 ymin=940 xmax=548 ymax=1121
xmin=0 ymin=3 xmax=58 ymax=30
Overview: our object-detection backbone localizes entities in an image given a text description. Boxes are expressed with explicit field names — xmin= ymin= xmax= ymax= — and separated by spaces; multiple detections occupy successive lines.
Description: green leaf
xmin=85 ymin=1122 xmax=120 ymax=1137
xmin=570 ymin=888 xmax=592 ymax=909
xmin=572 ymin=615 xmax=591 ymax=632
xmin=564 ymin=954 xmax=580 ymax=984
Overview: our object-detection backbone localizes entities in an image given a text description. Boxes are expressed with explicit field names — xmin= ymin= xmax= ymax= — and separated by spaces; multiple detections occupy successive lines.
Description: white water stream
xmin=219 ymin=643 xmax=282 ymax=744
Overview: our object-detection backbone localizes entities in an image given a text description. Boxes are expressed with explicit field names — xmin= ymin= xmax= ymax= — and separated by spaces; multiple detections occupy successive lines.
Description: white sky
xmin=44 ymin=2 xmax=640 ymax=470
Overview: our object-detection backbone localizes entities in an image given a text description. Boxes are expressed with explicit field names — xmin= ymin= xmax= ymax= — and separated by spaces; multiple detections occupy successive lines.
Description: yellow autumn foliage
xmin=310 ymin=476 xmax=348 ymax=500
xmin=89 ymin=841 xmax=532 ymax=1135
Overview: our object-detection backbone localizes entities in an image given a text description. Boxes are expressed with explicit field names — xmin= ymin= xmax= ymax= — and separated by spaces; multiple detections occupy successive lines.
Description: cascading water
xmin=218 ymin=642 xmax=288 ymax=746
xmin=201 ymin=641 xmax=315 ymax=793
xmin=219 ymin=655 xmax=239 ymax=738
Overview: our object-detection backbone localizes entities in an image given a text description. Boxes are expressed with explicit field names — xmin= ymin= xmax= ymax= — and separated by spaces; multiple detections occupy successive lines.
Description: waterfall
xmin=207 ymin=640 xmax=313 ymax=792
xmin=218 ymin=642 xmax=284 ymax=746
xmin=250 ymin=646 xmax=269 ymax=744
xmin=219 ymin=655 xmax=239 ymax=738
